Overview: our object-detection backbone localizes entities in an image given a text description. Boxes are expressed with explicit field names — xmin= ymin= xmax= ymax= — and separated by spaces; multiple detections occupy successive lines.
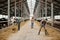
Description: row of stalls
xmin=0 ymin=0 xmax=30 ymax=29
xmin=33 ymin=0 xmax=60 ymax=29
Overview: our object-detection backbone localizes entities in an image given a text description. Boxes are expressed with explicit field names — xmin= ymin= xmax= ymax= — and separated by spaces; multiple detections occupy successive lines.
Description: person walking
xmin=31 ymin=17 xmax=34 ymax=29
xmin=38 ymin=19 xmax=48 ymax=35
xmin=17 ymin=19 xmax=20 ymax=31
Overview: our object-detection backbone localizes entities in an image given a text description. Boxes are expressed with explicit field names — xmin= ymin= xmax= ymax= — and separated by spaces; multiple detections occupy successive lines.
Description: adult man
xmin=38 ymin=19 xmax=48 ymax=35
xmin=31 ymin=17 xmax=34 ymax=29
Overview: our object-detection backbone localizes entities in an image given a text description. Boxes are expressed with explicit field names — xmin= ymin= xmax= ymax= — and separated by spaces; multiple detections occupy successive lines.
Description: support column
xmin=21 ymin=0 xmax=23 ymax=17
xmin=39 ymin=0 xmax=41 ymax=18
xmin=18 ymin=0 xmax=22 ymax=31
xmin=42 ymin=8 xmax=44 ymax=17
xmin=15 ymin=0 xmax=16 ymax=18
xmin=41 ymin=9 xmax=42 ymax=17
xmin=19 ymin=0 xmax=22 ymax=17
xmin=8 ymin=0 xmax=10 ymax=26
xmin=51 ymin=0 xmax=54 ymax=26
xmin=45 ymin=0 xmax=47 ymax=18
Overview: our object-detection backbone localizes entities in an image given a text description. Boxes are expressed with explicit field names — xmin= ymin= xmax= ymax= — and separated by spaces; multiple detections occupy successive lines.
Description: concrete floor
xmin=7 ymin=21 xmax=60 ymax=40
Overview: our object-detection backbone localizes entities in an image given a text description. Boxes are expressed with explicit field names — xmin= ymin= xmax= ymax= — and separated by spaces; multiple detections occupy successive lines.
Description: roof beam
xmin=0 ymin=0 xmax=7 ymax=4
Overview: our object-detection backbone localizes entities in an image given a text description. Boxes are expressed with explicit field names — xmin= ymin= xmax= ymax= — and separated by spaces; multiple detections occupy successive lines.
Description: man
xmin=38 ymin=19 xmax=48 ymax=35
xmin=31 ymin=17 xmax=34 ymax=29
